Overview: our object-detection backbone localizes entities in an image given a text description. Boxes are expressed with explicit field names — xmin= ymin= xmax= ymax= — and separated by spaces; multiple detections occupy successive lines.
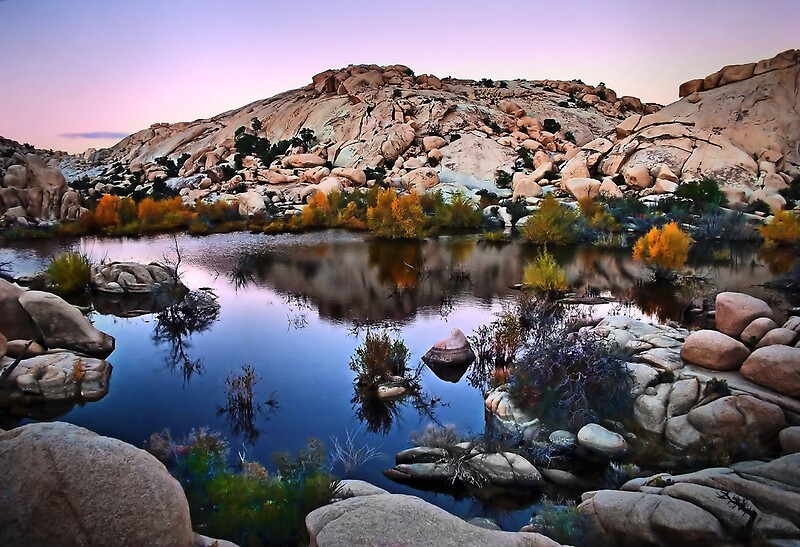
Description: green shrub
xmin=543 ymin=118 xmax=561 ymax=133
xmin=674 ymin=178 xmax=728 ymax=212
xmin=173 ymin=431 xmax=338 ymax=546
xmin=421 ymin=190 xmax=482 ymax=229
xmin=46 ymin=252 xmax=91 ymax=295
xmin=523 ymin=250 xmax=568 ymax=292
xmin=495 ymin=170 xmax=513 ymax=188
xmin=564 ymin=131 xmax=576 ymax=143
xmin=528 ymin=502 xmax=589 ymax=546
xmin=520 ymin=194 xmax=579 ymax=245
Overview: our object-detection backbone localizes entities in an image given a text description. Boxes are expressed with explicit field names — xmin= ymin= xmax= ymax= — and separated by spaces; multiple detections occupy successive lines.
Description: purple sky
xmin=1 ymin=0 xmax=797 ymax=154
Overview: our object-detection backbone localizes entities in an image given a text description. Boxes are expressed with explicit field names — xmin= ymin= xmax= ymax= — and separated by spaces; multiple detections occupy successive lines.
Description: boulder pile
xmin=0 ymin=279 xmax=114 ymax=407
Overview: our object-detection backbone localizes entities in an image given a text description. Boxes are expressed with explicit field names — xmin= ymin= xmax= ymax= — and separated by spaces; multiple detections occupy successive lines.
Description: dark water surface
xmin=1 ymin=231 xmax=796 ymax=529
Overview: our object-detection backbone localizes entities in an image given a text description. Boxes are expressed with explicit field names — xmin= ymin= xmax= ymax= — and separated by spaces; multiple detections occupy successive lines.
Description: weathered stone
xmin=715 ymin=292 xmax=774 ymax=339
xmin=680 ymin=330 xmax=750 ymax=370
xmin=780 ymin=427 xmax=800 ymax=455
xmin=579 ymin=490 xmax=726 ymax=546
xmin=306 ymin=494 xmax=558 ymax=547
xmin=18 ymin=291 xmax=115 ymax=357
xmin=466 ymin=452 xmax=542 ymax=487
xmin=577 ymin=423 xmax=627 ymax=459
xmin=740 ymin=345 xmax=800 ymax=397
xmin=0 ymin=279 xmax=41 ymax=342
xmin=741 ymin=317 xmax=778 ymax=346
xmin=564 ymin=177 xmax=600 ymax=200
xmin=282 ymin=153 xmax=326 ymax=168
xmin=0 ymin=422 xmax=195 ymax=546
xmin=422 ymin=328 xmax=475 ymax=367
xmin=756 ymin=327 xmax=798 ymax=348
xmin=634 ymin=383 xmax=671 ymax=434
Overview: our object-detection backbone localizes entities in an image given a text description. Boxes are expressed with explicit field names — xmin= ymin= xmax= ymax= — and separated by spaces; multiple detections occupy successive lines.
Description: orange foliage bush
xmin=137 ymin=196 xmax=190 ymax=230
xmin=367 ymin=188 xmax=426 ymax=239
xmin=94 ymin=194 xmax=122 ymax=228
xmin=632 ymin=222 xmax=692 ymax=275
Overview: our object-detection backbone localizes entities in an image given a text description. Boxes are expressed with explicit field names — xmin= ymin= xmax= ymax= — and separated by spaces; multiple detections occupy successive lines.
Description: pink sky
xmin=1 ymin=0 xmax=797 ymax=154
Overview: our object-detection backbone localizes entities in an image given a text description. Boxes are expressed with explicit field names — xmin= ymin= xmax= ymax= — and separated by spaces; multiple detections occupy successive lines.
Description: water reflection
xmin=217 ymin=364 xmax=279 ymax=445
xmin=153 ymin=289 xmax=221 ymax=384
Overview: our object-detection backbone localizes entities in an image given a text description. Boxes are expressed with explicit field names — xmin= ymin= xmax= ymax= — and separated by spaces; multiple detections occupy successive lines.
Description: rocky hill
xmin=1 ymin=51 xmax=798 ymax=229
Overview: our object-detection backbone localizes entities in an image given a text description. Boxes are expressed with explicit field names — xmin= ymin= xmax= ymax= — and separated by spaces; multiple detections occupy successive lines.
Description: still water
xmin=1 ymin=231 xmax=795 ymax=529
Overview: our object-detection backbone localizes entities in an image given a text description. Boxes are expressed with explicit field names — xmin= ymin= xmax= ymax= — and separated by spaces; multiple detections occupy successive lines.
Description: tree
xmin=94 ymin=194 xmax=121 ymax=228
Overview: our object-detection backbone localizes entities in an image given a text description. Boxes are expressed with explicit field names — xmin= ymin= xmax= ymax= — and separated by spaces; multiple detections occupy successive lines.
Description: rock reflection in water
xmin=153 ymin=289 xmax=220 ymax=384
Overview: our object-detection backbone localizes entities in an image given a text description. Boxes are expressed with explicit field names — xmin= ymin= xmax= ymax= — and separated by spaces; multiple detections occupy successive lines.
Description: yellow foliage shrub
xmin=632 ymin=222 xmax=692 ymax=274
xmin=760 ymin=210 xmax=800 ymax=246
xmin=302 ymin=191 xmax=333 ymax=227
xmin=367 ymin=188 xmax=426 ymax=239
xmin=523 ymin=251 xmax=567 ymax=292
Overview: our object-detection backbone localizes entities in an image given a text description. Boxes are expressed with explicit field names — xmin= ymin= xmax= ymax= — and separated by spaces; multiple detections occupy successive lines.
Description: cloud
xmin=59 ymin=131 xmax=130 ymax=140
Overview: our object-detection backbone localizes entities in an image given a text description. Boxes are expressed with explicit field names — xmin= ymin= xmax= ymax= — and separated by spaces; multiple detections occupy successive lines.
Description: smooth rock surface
xmin=0 ymin=422 xmax=195 ymax=546
xmin=306 ymin=494 xmax=558 ymax=546
xmin=17 ymin=291 xmax=115 ymax=357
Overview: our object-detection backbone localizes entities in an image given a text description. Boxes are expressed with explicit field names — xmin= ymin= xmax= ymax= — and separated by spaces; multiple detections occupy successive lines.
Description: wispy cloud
xmin=60 ymin=131 xmax=129 ymax=140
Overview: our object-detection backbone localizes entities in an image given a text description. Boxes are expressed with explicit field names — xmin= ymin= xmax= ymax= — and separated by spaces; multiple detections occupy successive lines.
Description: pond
xmin=1 ymin=231 xmax=797 ymax=531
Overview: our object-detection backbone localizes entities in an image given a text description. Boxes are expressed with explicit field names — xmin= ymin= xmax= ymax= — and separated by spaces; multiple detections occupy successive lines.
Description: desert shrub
xmin=523 ymin=250 xmax=567 ymax=292
xmin=564 ymin=131 xmax=576 ymax=144
xmin=495 ymin=170 xmax=513 ymax=188
xmin=674 ymin=178 xmax=728 ymax=212
xmin=516 ymin=147 xmax=535 ymax=169
xmin=349 ymin=330 xmax=410 ymax=388
xmin=421 ymin=190 xmax=482 ymax=229
xmin=118 ymin=196 xmax=138 ymax=225
xmin=510 ymin=331 xmax=633 ymax=429
xmin=302 ymin=191 xmax=334 ymax=227
xmin=137 ymin=196 xmax=190 ymax=231
xmin=760 ymin=210 xmax=800 ymax=246
xmin=479 ymin=78 xmax=494 ymax=87
xmin=578 ymin=198 xmax=621 ymax=236
xmin=632 ymin=222 xmax=693 ymax=280
xmin=174 ymin=431 xmax=337 ymax=546
xmin=412 ymin=423 xmax=462 ymax=449
xmin=364 ymin=166 xmax=387 ymax=183
xmin=468 ymin=309 xmax=524 ymax=392
xmin=520 ymin=194 xmax=579 ymax=245
xmin=602 ymin=195 xmax=649 ymax=226
xmin=46 ymin=252 xmax=91 ymax=295
xmin=195 ymin=200 xmax=240 ymax=224
xmin=746 ymin=199 xmax=772 ymax=215
xmin=543 ymin=118 xmax=561 ymax=133
xmin=528 ymin=502 xmax=589 ymax=546
xmin=366 ymin=188 xmax=427 ymax=239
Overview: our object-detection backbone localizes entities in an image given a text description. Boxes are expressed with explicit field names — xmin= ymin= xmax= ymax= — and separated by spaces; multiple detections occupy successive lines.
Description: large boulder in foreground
xmin=740 ymin=345 xmax=800 ymax=397
xmin=306 ymin=493 xmax=558 ymax=546
xmin=0 ymin=422 xmax=195 ymax=546
xmin=680 ymin=329 xmax=750 ymax=370
xmin=715 ymin=292 xmax=774 ymax=340
xmin=18 ymin=291 xmax=115 ymax=357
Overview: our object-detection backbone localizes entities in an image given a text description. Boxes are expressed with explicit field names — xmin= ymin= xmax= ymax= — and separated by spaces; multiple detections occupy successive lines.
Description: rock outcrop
xmin=581 ymin=453 xmax=800 ymax=545
xmin=593 ymin=50 xmax=800 ymax=208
